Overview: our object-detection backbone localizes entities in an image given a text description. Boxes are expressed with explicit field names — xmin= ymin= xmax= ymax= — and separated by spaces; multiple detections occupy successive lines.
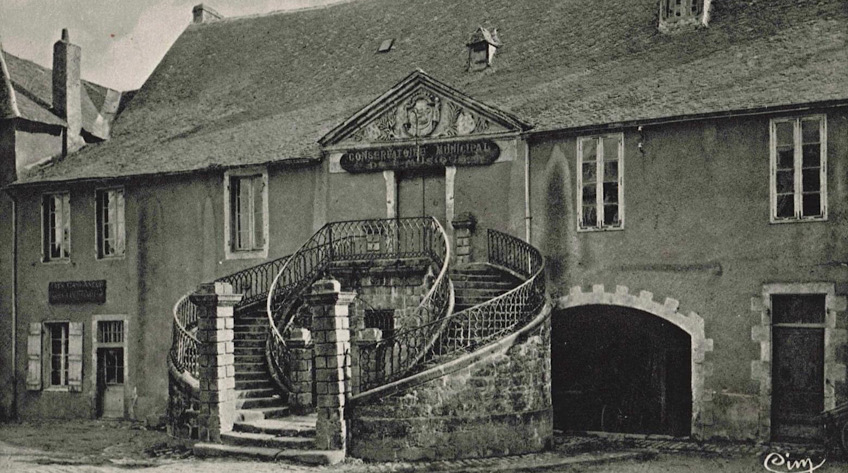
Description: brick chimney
xmin=52 ymin=28 xmax=82 ymax=153
xmin=193 ymin=4 xmax=223 ymax=24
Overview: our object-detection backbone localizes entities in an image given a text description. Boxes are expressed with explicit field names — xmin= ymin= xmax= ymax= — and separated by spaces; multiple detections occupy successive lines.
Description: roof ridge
xmin=0 ymin=42 xmax=21 ymax=118
xmin=187 ymin=0 xmax=362 ymax=27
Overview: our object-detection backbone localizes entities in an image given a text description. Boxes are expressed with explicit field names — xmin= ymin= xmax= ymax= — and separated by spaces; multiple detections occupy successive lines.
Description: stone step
xmin=235 ymin=379 xmax=274 ymax=390
xmin=234 ymin=340 xmax=266 ymax=349
xmin=234 ymin=354 xmax=266 ymax=364
xmin=234 ymin=415 xmax=317 ymax=438
xmin=449 ymin=272 xmax=508 ymax=281
xmin=235 ymin=362 xmax=266 ymax=373
xmin=237 ymin=406 xmax=291 ymax=422
xmin=451 ymin=280 xmax=516 ymax=289
xmin=220 ymin=431 xmax=314 ymax=449
xmin=235 ymin=388 xmax=277 ymax=399
xmin=235 ymin=396 xmax=282 ymax=410
xmin=194 ymin=443 xmax=344 ymax=465
xmin=234 ymin=325 xmax=267 ymax=333
xmin=454 ymin=288 xmax=509 ymax=297
xmin=234 ymin=332 xmax=267 ymax=341
xmin=234 ymin=371 xmax=269 ymax=382
xmin=234 ymin=346 xmax=266 ymax=355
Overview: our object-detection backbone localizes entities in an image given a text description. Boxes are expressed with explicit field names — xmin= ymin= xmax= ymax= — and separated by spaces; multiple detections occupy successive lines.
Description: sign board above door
xmin=340 ymin=139 xmax=500 ymax=173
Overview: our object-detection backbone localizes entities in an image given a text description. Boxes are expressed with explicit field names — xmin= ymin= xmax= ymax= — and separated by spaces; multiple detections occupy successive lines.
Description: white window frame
xmin=576 ymin=133 xmax=625 ymax=232
xmin=91 ymin=315 xmax=129 ymax=410
xmin=96 ymin=187 xmax=126 ymax=259
xmin=769 ymin=115 xmax=827 ymax=223
xmin=45 ymin=321 xmax=70 ymax=390
xmin=41 ymin=191 xmax=71 ymax=263
xmin=224 ymin=167 xmax=269 ymax=260
xmin=660 ymin=0 xmax=705 ymax=23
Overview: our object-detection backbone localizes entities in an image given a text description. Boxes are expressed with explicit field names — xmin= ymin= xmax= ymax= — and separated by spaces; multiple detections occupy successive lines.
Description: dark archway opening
xmin=552 ymin=305 xmax=692 ymax=437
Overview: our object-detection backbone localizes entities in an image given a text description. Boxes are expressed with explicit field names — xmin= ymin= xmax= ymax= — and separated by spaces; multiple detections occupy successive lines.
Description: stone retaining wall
xmin=348 ymin=315 xmax=552 ymax=461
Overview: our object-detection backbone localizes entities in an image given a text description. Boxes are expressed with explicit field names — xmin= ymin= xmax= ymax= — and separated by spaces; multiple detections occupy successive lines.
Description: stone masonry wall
xmin=348 ymin=316 xmax=551 ymax=461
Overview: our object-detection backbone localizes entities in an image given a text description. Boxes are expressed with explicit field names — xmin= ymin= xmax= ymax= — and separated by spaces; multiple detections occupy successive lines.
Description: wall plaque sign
xmin=49 ymin=280 xmax=107 ymax=304
xmin=340 ymin=139 xmax=500 ymax=172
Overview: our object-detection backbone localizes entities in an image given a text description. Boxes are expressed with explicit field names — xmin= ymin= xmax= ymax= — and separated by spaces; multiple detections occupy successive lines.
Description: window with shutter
xmin=27 ymin=323 xmax=42 ymax=390
xmin=97 ymin=188 xmax=126 ymax=258
xmin=42 ymin=192 xmax=71 ymax=262
xmin=68 ymin=322 xmax=84 ymax=392
xmin=224 ymin=168 xmax=269 ymax=259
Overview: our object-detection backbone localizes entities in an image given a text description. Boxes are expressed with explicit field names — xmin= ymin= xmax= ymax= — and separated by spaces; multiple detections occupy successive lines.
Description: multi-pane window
xmin=662 ymin=0 xmax=703 ymax=21
xmin=48 ymin=323 xmax=69 ymax=387
xmin=97 ymin=188 xmax=126 ymax=258
xmin=577 ymin=134 xmax=624 ymax=230
xmin=97 ymin=321 xmax=125 ymax=385
xmin=227 ymin=171 xmax=267 ymax=256
xmin=770 ymin=116 xmax=827 ymax=222
xmin=42 ymin=192 xmax=70 ymax=261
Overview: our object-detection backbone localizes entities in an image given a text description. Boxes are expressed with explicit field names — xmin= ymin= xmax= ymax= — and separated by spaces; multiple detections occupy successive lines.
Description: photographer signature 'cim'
xmin=763 ymin=452 xmax=826 ymax=473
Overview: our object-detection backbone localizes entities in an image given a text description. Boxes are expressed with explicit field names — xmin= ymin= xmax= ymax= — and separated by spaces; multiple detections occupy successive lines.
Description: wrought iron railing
xmin=168 ymin=254 xmax=293 ymax=392
xmin=266 ymin=217 xmax=452 ymax=393
xmin=357 ymin=228 xmax=545 ymax=392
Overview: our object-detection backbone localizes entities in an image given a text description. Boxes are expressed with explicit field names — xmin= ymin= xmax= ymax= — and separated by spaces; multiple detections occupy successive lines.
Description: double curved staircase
xmin=168 ymin=217 xmax=546 ymax=462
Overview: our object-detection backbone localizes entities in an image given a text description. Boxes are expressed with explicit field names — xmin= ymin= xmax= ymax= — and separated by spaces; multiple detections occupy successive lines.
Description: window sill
xmin=43 ymin=386 xmax=71 ymax=392
xmin=97 ymin=254 xmax=126 ymax=261
xmin=225 ymin=248 xmax=269 ymax=260
xmin=42 ymin=259 xmax=71 ymax=265
xmin=769 ymin=216 xmax=828 ymax=225
xmin=577 ymin=226 xmax=625 ymax=233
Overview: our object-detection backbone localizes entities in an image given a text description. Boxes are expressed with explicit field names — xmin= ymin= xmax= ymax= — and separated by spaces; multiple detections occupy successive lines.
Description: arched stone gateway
xmin=556 ymin=285 xmax=714 ymax=439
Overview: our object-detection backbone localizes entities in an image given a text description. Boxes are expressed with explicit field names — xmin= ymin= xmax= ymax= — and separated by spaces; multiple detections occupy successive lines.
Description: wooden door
xmin=771 ymin=294 xmax=826 ymax=441
xmin=397 ymin=168 xmax=446 ymax=224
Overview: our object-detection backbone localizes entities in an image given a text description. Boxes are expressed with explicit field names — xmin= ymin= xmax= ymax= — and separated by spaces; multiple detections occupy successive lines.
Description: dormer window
xmin=659 ymin=0 xmax=711 ymax=33
xmin=466 ymin=27 xmax=501 ymax=71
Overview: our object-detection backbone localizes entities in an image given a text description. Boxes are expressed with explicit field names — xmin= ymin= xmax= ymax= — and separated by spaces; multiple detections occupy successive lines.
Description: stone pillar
xmin=351 ymin=328 xmax=382 ymax=396
xmin=191 ymin=282 xmax=242 ymax=442
xmin=452 ymin=212 xmax=477 ymax=265
xmin=304 ymin=278 xmax=356 ymax=452
xmin=287 ymin=327 xmax=314 ymax=414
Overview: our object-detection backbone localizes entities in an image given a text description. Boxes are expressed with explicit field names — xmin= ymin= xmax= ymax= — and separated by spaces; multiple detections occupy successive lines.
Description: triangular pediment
xmin=320 ymin=70 xmax=531 ymax=148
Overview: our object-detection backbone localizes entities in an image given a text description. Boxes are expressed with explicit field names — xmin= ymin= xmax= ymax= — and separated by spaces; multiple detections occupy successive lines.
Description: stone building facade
xmin=2 ymin=0 xmax=847 ymax=458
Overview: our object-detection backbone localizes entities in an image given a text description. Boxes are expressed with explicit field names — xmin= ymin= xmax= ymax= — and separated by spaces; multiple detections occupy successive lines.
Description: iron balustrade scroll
xmin=266 ymin=217 xmax=452 ymax=394
xmin=357 ymin=228 xmax=545 ymax=392
xmin=169 ymin=254 xmax=293 ymax=393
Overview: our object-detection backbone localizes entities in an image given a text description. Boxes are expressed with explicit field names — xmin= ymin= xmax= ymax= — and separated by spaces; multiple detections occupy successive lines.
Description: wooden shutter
xmin=67 ymin=322 xmax=84 ymax=392
xmin=26 ymin=323 xmax=42 ymax=390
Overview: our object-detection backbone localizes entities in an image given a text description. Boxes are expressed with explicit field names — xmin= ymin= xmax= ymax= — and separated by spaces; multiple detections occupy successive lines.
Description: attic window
xmin=466 ymin=26 xmax=501 ymax=71
xmin=377 ymin=39 xmax=394 ymax=53
xmin=659 ymin=0 xmax=711 ymax=32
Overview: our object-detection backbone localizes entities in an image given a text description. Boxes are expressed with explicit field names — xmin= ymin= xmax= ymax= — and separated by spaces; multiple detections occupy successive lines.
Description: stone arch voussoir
xmin=555 ymin=284 xmax=714 ymax=440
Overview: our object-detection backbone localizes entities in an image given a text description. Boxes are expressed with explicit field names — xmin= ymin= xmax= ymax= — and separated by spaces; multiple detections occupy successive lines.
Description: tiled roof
xmin=1 ymin=50 xmax=123 ymax=133
xmin=16 ymin=0 xmax=848 ymax=184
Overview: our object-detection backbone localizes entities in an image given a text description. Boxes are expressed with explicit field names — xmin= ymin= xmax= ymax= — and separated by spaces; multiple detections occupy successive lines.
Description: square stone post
xmin=351 ymin=328 xmax=382 ymax=396
xmin=286 ymin=327 xmax=314 ymax=414
xmin=304 ymin=278 xmax=356 ymax=452
xmin=452 ymin=212 xmax=477 ymax=265
xmin=190 ymin=282 xmax=243 ymax=442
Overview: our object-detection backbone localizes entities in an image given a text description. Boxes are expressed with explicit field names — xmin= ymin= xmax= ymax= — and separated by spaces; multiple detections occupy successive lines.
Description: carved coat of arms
xmin=400 ymin=92 xmax=440 ymax=137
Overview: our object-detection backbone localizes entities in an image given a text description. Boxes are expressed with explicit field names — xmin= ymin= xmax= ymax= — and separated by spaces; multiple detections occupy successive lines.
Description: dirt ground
xmin=0 ymin=419 xmax=190 ymax=465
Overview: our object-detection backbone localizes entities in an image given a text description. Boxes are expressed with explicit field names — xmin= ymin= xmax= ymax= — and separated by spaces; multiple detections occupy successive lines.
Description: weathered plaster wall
xmin=12 ymin=164 xmax=320 ymax=421
xmin=0 ymin=121 xmax=16 ymax=419
xmin=14 ymin=125 xmax=62 ymax=173
xmin=326 ymin=171 xmax=386 ymax=222
xmin=349 ymin=316 xmax=551 ymax=461
xmin=453 ymin=138 xmax=525 ymax=259
xmin=530 ymin=109 xmax=848 ymax=440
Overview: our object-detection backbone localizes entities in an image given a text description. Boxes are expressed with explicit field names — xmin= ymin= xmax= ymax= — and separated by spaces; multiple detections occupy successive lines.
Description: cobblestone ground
xmin=0 ymin=431 xmax=844 ymax=473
